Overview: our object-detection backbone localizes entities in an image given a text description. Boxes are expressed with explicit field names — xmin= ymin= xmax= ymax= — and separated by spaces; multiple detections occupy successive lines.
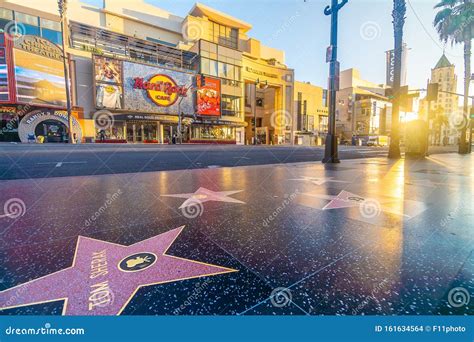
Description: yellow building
xmin=293 ymin=81 xmax=328 ymax=145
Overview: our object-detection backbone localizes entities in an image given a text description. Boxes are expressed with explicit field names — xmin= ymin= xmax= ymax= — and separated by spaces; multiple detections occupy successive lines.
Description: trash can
xmin=405 ymin=120 xmax=428 ymax=158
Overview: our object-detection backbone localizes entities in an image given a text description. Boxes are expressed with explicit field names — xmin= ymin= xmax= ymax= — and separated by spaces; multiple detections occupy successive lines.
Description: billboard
xmin=385 ymin=44 xmax=407 ymax=87
xmin=94 ymin=56 xmax=123 ymax=109
xmin=197 ymin=76 xmax=221 ymax=116
xmin=13 ymin=36 xmax=66 ymax=107
xmin=122 ymin=61 xmax=194 ymax=115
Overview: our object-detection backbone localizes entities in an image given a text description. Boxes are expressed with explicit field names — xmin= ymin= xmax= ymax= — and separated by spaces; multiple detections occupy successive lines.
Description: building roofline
xmin=189 ymin=2 xmax=252 ymax=32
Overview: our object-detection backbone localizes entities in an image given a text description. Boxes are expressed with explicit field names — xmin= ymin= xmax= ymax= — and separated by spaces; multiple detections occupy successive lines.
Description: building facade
xmin=0 ymin=0 xmax=301 ymax=145
xmin=293 ymin=81 xmax=328 ymax=145
xmin=335 ymin=68 xmax=392 ymax=143
xmin=427 ymin=54 xmax=459 ymax=145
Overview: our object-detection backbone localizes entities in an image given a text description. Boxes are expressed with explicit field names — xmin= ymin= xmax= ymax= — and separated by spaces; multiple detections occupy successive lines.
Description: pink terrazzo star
xmin=0 ymin=226 xmax=236 ymax=316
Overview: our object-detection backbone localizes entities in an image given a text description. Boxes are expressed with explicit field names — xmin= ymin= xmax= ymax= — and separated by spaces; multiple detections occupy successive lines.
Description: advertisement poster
xmin=94 ymin=56 xmax=123 ymax=109
xmin=122 ymin=61 xmax=194 ymax=115
xmin=197 ymin=76 xmax=221 ymax=116
xmin=0 ymin=47 xmax=9 ymax=102
xmin=13 ymin=48 xmax=66 ymax=107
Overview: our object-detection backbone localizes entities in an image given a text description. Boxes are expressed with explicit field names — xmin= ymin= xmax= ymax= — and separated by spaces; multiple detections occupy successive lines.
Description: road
xmin=0 ymin=144 xmax=394 ymax=180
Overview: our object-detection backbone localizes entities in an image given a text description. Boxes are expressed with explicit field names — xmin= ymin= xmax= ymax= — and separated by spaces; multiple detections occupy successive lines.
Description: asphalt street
xmin=0 ymin=144 xmax=396 ymax=180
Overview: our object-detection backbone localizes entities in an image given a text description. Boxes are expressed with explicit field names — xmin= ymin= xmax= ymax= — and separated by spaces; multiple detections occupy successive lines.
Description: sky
xmin=82 ymin=0 xmax=468 ymax=95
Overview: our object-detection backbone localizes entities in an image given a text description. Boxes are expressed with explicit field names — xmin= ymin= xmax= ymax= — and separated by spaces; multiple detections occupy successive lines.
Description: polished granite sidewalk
xmin=0 ymin=154 xmax=472 ymax=315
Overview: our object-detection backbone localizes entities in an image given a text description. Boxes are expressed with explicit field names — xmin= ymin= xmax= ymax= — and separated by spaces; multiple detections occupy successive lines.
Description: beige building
xmin=293 ymin=81 xmax=328 ymax=145
xmin=427 ymin=54 xmax=459 ymax=145
xmin=336 ymin=68 xmax=392 ymax=141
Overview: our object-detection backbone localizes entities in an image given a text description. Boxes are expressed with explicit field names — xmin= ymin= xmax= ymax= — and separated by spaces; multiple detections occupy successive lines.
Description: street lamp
xmin=253 ymin=78 xmax=268 ymax=145
xmin=322 ymin=0 xmax=348 ymax=163
xmin=58 ymin=0 xmax=73 ymax=144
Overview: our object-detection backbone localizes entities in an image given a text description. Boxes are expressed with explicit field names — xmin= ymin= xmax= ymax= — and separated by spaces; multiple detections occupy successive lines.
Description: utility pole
xmin=322 ymin=0 xmax=348 ymax=163
xmin=58 ymin=0 xmax=73 ymax=144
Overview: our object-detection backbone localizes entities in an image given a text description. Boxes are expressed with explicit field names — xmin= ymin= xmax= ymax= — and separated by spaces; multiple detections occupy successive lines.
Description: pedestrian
xmin=99 ymin=129 xmax=106 ymax=142
xmin=172 ymin=134 xmax=176 ymax=145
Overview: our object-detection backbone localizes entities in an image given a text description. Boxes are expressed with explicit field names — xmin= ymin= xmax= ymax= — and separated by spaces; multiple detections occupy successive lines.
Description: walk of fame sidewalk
xmin=0 ymin=153 xmax=472 ymax=315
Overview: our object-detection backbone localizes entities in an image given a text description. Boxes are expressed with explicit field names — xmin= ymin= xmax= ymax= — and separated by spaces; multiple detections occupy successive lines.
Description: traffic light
xmin=427 ymin=83 xmax=439 ymax=102
xmin=197 ymin=74 xmax=205 ymax=87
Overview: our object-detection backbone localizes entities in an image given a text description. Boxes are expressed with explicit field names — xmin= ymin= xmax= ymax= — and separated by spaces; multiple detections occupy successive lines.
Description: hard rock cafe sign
xmin=132 ymin=74 xmax=189 ymax=107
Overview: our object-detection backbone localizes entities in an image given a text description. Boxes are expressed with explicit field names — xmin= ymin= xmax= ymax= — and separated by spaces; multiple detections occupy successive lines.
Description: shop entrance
xmin=163 ymin=124 xmax=177 ymax=144
xmin=35 ymin=119 xmax=68 ymax=143
xmin=126 ymin=122 xmax=159 ymax=143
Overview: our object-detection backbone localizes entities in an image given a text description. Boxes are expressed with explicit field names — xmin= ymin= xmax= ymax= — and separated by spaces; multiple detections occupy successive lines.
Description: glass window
xmin=209 ymin=60 xmax=218 ymax=77
xmin=40 ymin=18 xmax=60 ymax=31
xmin=0 ymin=8 xmax=13 ymax=20
xmin=0 ymin=18 xmax=10 ymax=31
xmin=201 ymin=58 xmax=210 ymax=74
xmin=23 ymin=24 xmax=40 ymax=36
xmin=15 ymin=12 xmax=38 ymax=26
xmin=41 ymin=28 xmax=62 ymax=45
xmin=218 ymin=62 xmax=226 ymax=78
xmin=227 ymin=64 xmax=235 ymax=80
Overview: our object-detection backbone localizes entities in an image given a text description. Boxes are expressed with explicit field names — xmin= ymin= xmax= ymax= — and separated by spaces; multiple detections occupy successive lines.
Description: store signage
xmin=14 ymin=35 xmax=62 ymax=61
xmin=0 ymin=106 xmax=16 ymax=113
xmin=123 ymin=61 xmax=194 ymax=115
xmin=197 ymin=76 xmax=221 ymax=116
xmin=18 ymin=109 xmax=82 ymax=143
xmin=132 ymin=74 xmax=189 ymax=107
xmin=245 ymin=66 xmax=278 ymax=79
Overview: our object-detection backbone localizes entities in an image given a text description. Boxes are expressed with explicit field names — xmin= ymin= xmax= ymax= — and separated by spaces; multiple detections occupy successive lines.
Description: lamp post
xmin=322 ymin=0 xmax=348 ymax=163
xmin=57 ymin=0 xmax=73 ymax=144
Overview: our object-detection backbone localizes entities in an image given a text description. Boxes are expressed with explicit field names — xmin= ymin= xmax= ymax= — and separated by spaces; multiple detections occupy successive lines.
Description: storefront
xmin=0 ymin=34 xmax=84 ymax=142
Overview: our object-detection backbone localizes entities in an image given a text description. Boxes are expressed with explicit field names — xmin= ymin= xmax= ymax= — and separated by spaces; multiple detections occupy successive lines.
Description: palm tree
xmin=388 ymin=0 xmax=406 ymax=159
xmin=434 ymin=0 xmax=474 ymax=154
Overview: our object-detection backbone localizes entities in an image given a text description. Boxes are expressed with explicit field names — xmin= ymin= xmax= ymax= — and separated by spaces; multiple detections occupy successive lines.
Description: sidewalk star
xmin=302 ymin=190 xmax=427 ymax=219
xmin=162 ymin=187 xmax=245 ymax=209
xmin=0 ymin=226 xmax=237 ymax=316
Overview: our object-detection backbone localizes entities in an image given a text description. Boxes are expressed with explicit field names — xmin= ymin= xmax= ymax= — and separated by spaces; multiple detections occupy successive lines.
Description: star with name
xmin=161 ymin=187 xmax=245 ymax=209
xmin=0 ymin=226 xmax=237 ymax=316
xmin=302 ymin=190 xmax=427 ymax=219
xmin=289 ymin=176 xmax=350 ymax=186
